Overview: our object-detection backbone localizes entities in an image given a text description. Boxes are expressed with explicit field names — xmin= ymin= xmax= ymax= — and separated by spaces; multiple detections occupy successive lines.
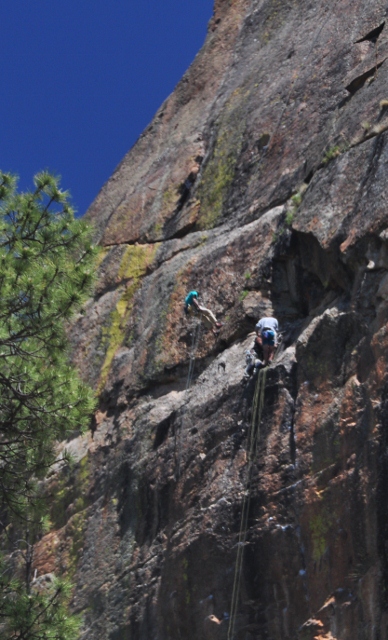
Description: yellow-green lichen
xmin=98 ymin=281 xmax=139 ymax=392
xmin=67 ymin=510 xmax=88 ymax=577
xmin=95 ymin=246 xmax=110 ymax=269
xmin=162 ymin=186 xmax=178 ymax=210
xmin=197 ymin=131 xmax=242 ymax=229
xmin=182 ymin=557 xmax=191 ymax=605
xmin=322 ymin=145 xmax=342 ymax=164
xmin=50 ymin=455 xmax=90 ymax=530
xmin=118 ymin=243 xmax=159 ymax=281
xmin=98 ymin=244 xmax=159 ymax=392
xmin=310 ymin=511 xmax=331 ymax=562
xmin=197 ymin=94 xmax=245 ymax=229
xmin=198 ymin=233 xmax=208 ymax=245
xmin=77 ymin=455 xmax=90 ymax=498
xmin=153 ymin=220 xmax=163 ymax=238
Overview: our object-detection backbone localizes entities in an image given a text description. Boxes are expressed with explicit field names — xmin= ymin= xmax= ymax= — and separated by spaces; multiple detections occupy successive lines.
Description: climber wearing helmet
xmin=184 ymin=290 xmax=223 ymax=336
xmin=255 ymin=316 xmax=279 ymax=365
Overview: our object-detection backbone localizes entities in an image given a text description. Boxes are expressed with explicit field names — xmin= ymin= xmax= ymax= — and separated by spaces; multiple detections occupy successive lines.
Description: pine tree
xmin=0 ymin=171 xmax=98 ymax=639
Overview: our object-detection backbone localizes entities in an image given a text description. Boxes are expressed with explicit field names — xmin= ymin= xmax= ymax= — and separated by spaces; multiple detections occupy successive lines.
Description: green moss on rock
xmin=197 ymin=92 xmax=245 ymax=229
xmin=98 ymin=243 xmax=159 ymax=392
xmin=310 ymin=503 xmax=333 ymax=563
xmin=310 ymin=513 xmax=328 ymax=562
xmin=50 ymin=455 xmax=91 ymax=530
xmin=67 ymin=510 xmax=88 ymax=577
xmin=118 ymin=243 xmax=159 ymax=281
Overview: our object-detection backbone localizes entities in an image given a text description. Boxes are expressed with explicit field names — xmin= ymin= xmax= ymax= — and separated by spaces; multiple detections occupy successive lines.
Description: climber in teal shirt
xmin=184 ymin=291 xmax=200 ymax=311
xmin=184 ymin=291 xmax=223 ymax=335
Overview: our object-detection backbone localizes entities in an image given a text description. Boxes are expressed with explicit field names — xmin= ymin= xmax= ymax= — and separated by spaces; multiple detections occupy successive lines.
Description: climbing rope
xmin=185 ymin=319 xmax=202 ymax=392
xmin=227 ymin=366 xmax=268 ymax=640
xmin=174 ymin=318 xmax=202 ymax=479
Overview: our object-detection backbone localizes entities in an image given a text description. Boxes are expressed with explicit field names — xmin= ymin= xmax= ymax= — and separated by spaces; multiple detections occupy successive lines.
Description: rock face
xmin=37 ymin=0 xmax=388 ymax=638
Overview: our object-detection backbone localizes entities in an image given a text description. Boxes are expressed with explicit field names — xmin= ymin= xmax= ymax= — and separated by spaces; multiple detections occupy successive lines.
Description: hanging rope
xmin=174 ymin=318 xmax=202 ymax=479
xmin=185 ymin=318 xmax=202 ymax=392
xmin=226 ymin=5 xmax=345 ymax=635
xmin=227 ymin=366 xmax=268 ymax=640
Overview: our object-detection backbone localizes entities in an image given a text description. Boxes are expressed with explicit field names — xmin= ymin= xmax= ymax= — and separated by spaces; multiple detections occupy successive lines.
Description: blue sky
xmin=1 ymin=1 xmax=213 ymax=216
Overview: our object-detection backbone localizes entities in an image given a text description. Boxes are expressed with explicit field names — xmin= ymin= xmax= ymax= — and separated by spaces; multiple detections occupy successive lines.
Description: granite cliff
xmin=36 ymin=0 xmax=388 ymax=638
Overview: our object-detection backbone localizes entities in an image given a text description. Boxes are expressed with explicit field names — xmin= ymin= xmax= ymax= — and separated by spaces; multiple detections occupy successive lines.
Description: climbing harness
xmin=227 ymin=366 xmax=267 ymax=640
xmin=174 ymin=319 xmax=202 ymax=480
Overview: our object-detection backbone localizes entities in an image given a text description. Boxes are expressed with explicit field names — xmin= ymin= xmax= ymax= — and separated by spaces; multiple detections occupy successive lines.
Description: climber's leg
xmin=198 ymin=306 xmax=218 ymax=326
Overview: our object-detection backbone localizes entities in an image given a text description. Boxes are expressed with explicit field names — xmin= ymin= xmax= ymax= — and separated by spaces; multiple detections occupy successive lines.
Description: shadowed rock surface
xmin=36 ymin=0 xmax=388 ymax=638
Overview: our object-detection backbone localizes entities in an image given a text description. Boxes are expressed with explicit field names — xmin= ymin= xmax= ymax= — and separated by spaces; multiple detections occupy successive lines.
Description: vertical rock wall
xmin=37 ymin=0 xmax=388 ymax=638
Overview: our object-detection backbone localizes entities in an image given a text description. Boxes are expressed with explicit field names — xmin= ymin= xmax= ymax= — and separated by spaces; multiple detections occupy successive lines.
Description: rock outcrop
xmin=37 ymin=0 xmax=388 ymax=638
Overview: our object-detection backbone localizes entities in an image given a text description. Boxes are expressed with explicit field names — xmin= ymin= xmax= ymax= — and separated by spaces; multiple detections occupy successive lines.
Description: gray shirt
xmin=256 ymin=317 xmax=278 ymax=334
